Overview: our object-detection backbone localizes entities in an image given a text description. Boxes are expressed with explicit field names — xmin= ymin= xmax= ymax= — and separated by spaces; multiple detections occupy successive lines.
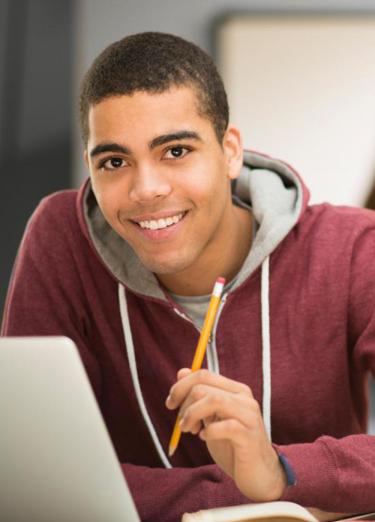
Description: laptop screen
xmin=0 ymin=336 xmax=140 ymax=522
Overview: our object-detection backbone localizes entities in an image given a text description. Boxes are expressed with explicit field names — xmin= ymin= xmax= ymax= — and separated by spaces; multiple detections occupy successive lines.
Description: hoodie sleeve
xmin=1 ymin=194 xmax=103 ymax=392
xmin=4 ymin=196 xmax=375 ymax=517
xmin=0 ymin=195 xmax=252 ymax=521
xmin=276 ymin=221 xmax=375 ymax=513
xmin=122 ymin=462 xmax=250 ymax=522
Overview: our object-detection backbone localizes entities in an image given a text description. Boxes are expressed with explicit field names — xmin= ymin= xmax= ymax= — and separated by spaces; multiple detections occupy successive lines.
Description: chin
xmin=140 ymin=254 xmax=194 ymax=276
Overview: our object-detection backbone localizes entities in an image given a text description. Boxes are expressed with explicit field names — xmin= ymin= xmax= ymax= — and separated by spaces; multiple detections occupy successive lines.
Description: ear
xmin=84 ymin=149 xmax=89 ymax=167
xmin=222 ymin=125 xmax=243 ymax=180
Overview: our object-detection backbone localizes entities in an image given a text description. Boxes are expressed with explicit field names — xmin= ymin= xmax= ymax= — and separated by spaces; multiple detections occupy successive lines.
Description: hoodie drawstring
xmin=118 ymin=257 xmax=271 ymax=467
xmin=118 ymin=284 xmax=172 ymax=468
xmin=261 ymin=256 xmax=272 ymax=441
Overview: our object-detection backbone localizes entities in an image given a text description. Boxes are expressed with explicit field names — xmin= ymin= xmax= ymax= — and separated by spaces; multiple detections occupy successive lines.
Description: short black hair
xmin=79 ymin=32 xmax=229 ymax=145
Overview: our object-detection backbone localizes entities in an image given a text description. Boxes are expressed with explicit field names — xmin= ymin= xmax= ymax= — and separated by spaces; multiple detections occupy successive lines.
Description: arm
xmin=122 ymin=462 xmax=249 ymax=522
xmin=277 ymin=434 xmax=375 ymax=511
xmin=1 ymin=195 xmax=102 ymax=391
xmin=166 ymin=368 xmax=287 ymax=502
xmin=167 ymin=368 xmax=375 ymax=514
xmin=0 ymin=197 xmax=252 ymax=521
xmin=166 ymin=222 xmax=375 ymax=514
xmin=279 ymin=222 xmax=375 ymax=512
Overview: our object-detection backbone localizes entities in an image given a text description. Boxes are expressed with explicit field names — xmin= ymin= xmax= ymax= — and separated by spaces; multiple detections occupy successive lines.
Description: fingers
xmin=166 ymin=368 xmax=253 ymax=410
xmin=199 ymin=419 xmax=287 ymax=502
xmin=177 ymin=368 xmax=191 ymax=380
xmin=179 ymin=387 xmax=261 ymax=434
xmin=165 ymin=371 xmax=284 ymax=502
xmin=165 ymin=368 xmax=259 ymax=437
xmin=166 ymin=369 xmax=257 ymax=438
xmin=199 ymin=418 xmax=251 ymax=445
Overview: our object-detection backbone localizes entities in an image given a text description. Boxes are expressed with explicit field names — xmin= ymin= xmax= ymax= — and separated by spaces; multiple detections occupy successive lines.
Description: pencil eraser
xmin=216 ymin=276 xmax=226 ymax=285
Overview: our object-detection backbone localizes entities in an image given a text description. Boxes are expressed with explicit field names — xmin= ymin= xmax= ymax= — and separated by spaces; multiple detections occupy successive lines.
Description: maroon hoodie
xmin=2 ymin=151 xmax=375 ymax=521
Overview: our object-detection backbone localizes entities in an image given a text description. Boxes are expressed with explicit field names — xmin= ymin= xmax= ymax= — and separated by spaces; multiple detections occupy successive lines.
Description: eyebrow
xmin=89 ymin=143 xmax=130 ymax=158
xmin=149 ymin=131 xmax=202 ymax=149
xmin=89 ymin=130 xmax=202 ymax=158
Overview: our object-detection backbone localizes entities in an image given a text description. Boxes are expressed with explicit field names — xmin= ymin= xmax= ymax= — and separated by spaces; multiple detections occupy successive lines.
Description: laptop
xmin=0 ymin=336 xmax=140 ymax=522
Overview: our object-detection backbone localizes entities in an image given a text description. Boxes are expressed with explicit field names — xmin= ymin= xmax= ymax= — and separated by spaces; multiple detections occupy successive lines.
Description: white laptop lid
xmin=0 ymin=336 xmax=140 ymax=522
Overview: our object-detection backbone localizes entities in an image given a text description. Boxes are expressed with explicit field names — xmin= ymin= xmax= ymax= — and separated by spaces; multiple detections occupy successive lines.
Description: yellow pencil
xmin=168 ymin=276 xmax=226 ymax=457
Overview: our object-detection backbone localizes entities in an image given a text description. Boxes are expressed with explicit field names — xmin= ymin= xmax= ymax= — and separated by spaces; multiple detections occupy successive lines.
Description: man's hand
xmin=166 ymin=368 xmax=287 ymax=502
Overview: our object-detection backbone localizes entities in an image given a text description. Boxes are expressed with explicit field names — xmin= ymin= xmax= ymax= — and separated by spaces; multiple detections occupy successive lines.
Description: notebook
xmin=0 ymin=336 xmax=140 ymax=522
xmin=182 ymin=501 xmax=375 ymax=522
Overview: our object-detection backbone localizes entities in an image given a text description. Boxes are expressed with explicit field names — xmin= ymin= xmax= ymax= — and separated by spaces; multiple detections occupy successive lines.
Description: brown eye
xmin=110 ymin=158 xmax=123 ymax=167
xmin=171 ymin=147 xmax=184 ymax=157
xmin=164 ymin=146 xmax=190 ymax=159
xmin=101 ymin=157 xmax=126 ymax=170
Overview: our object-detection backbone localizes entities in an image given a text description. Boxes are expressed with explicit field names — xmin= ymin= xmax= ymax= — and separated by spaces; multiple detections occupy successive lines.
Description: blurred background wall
xmin=0 ymin=0 xmax=74 ymax=316
xmin=218 ymin=14 xmax=375 ymax=206
xmin=1 ymin=0 xmax=375 ymax=429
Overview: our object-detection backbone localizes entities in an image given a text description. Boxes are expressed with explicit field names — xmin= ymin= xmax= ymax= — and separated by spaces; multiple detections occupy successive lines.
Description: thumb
xmin=177 ymin=368 xmax=192 ymax=380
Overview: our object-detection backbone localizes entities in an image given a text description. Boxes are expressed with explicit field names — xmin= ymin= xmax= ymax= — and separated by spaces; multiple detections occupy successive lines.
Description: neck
xmin=157 ymin=205 xmax=253 ymax=296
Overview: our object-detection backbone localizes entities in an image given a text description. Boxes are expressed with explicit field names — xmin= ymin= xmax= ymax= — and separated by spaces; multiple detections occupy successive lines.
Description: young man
xmin=2 ymin=32 xmax=375 ymax=521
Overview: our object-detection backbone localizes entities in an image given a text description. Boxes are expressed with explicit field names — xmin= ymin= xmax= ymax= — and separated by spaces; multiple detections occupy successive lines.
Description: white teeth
xmin=157 ymin=218 xmax=167 ymax=229
xmin=138 ymin=213 xmax=184 ymax=230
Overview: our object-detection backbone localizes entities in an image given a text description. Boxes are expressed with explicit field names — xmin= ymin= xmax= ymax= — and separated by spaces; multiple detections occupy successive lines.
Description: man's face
xmin=86 ymin=86 xmax=242 ymax=283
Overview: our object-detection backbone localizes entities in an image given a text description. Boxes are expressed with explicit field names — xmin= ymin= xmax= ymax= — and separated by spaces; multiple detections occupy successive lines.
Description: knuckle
xmin=247 ymin=405 xmax=263 ymax=429
xmin=241 ymin=383 xmax=252 ymax=396
xmin=248 ymin=414 xmax=258 ymax=430
xmin=182 ymin=409 xmax=190 ymax=424
xmin=191 ymin=422 xmax=202 ymax=435
xmin=196 ymin=369 xmax=210 ymax=383
xmin=191 ymin=384 xmax=205 ymax=401
xmin=226 ymin=418 xmax=241 ymax=433
xmin=249 ymin=398 xmax=261 ymax=414
xmin=168 ymin=386 xmax=178 ymax=403
xmin=212 ymin=392 xmax=223 ymax=408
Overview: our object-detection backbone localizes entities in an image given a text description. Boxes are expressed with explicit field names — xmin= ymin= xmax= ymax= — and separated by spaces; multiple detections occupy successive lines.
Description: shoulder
xmin=290 ymin=204 xmax=375 ymax=288
xmin=280 ymin=203 xmax=375 ymax=278
xmin=31 ymin=189 xmax=79 ymax=226
xmin=299 ymin=203 xmax=375 ymax=244
xmin=20 ymin=188 xmax=85 ymax=258
xmin=306 ymin=201 xmax=375 ymax=224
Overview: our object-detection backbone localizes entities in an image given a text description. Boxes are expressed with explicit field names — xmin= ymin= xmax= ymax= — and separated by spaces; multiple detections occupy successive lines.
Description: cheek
xmin=202 ymin=179 xmax=230 ymax=216
xmin=91 ymin=178 xmax=124 ymax=223
xmin=181 ymin=159 xmax=229 ymax=204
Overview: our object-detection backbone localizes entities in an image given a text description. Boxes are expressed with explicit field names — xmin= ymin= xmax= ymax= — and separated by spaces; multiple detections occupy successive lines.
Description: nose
xmin=128 ymin=163 xmax=172 ymax=203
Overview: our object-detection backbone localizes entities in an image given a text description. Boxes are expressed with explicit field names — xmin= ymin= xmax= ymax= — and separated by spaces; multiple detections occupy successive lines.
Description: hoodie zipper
xmin=171 ymin=292 xmax=228 ymax=374
xmin=206 ymin=292 xmax=228 ymax=374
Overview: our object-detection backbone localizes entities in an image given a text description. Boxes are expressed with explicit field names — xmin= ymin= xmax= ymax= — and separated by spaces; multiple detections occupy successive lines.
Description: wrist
xmin=271 ymin=444 xmax=297 ymax=498
xmin=252 ymin=447 xmax=288 ymax=502
xmin=270 ymin=449 xmax=288 ymax=500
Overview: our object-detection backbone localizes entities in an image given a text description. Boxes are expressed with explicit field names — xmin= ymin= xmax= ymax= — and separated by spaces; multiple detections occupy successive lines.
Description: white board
xmin=217 ymin=14 xmax=375 ymax=205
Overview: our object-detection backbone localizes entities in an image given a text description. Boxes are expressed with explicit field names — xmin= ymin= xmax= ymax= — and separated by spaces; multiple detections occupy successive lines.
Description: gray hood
xmin=83 ymin=151 xmax=308 ymax=299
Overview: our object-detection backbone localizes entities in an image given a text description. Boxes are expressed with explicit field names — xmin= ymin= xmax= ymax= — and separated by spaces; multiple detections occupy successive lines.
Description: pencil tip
xmin=168 ymin=446 xmax=175 ymax=457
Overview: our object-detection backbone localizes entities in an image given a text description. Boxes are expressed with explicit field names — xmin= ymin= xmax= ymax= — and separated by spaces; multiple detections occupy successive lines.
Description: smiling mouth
xmin=133 ymin=212 xmax=186 ymax=231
